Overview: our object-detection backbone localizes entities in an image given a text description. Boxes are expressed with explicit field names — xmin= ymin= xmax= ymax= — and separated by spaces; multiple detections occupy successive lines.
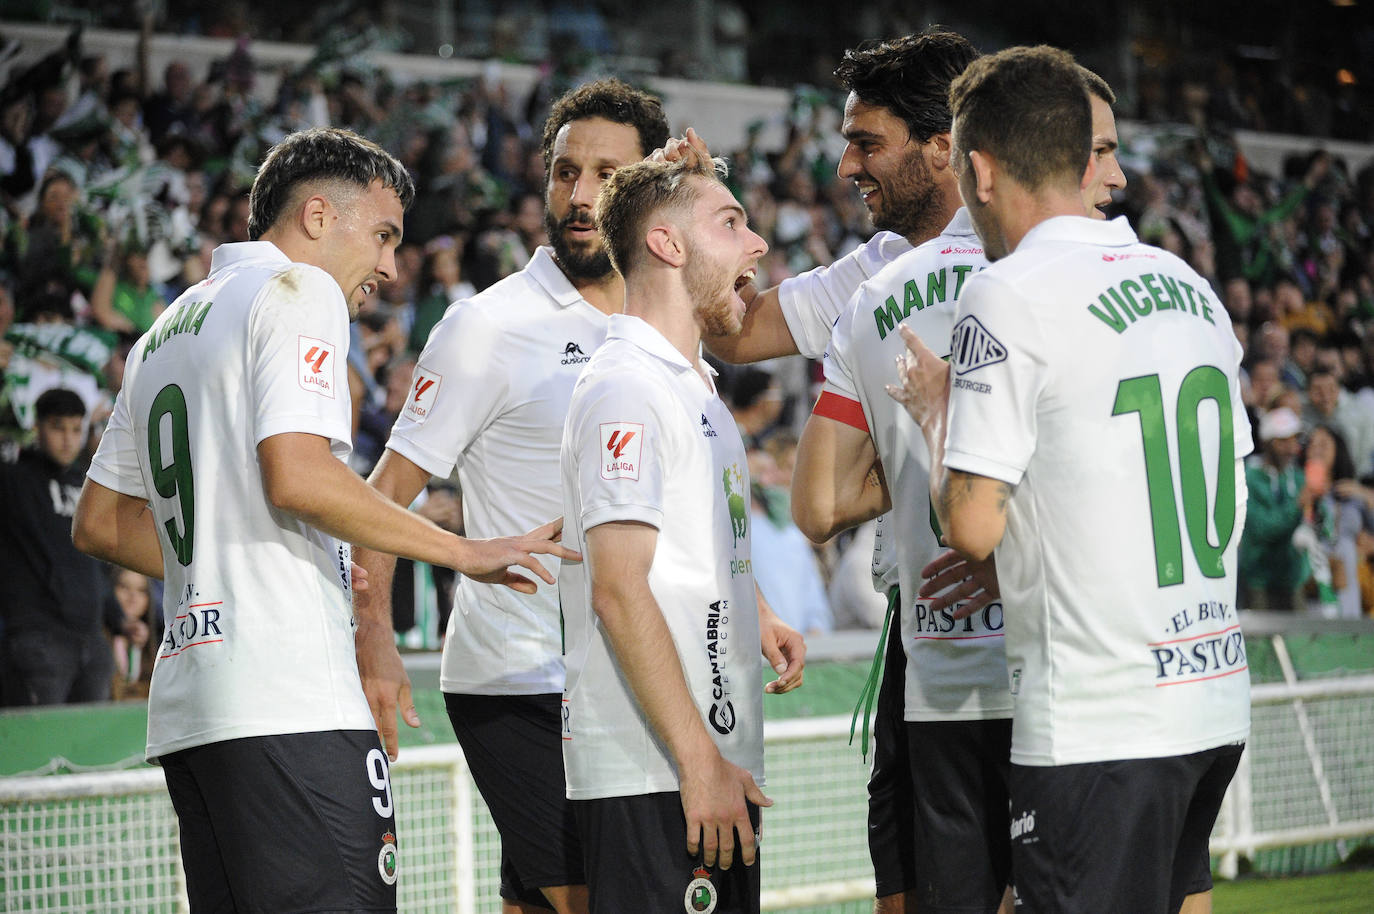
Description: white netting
xmin=4 ymin=675 xmax=1374 ymax=912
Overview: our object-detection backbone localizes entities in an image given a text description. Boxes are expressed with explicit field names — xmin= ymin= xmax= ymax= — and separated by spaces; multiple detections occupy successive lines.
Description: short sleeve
xmin=815 ymin=305 xmax=868 ymax=432
xmin=566 ymin=369 xmax=675 ymax=532
xmin=248 ymin=265 xmax=353 ymax=452
xmin=87 ymin=384 xmax=148 ymax=498
xmin=778 ymin=234 xmax=900 ymax=359
xmin=386 ymin=301 xmax=511 ymax=478
xmin=942 ymin=273 xmax=1049 ymax=486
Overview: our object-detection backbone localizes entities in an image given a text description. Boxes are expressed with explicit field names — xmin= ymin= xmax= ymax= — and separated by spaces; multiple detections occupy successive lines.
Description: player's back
xmin=106 ymin=241 xmax=370 ymax=759
xmin=945 ymin=215 xmax=1252 ymax=764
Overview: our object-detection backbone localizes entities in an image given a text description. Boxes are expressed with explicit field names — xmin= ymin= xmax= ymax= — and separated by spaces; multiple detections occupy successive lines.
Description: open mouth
xmin=734 ymin=268 xmax=756 ymax=293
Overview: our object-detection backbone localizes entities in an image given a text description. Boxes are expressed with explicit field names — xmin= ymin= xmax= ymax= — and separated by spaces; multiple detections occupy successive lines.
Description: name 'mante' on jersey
xmin=814 ymin=208 xmax=1012 ymax=722
xmin=941 ymin=215 xmax=1252 ymax=767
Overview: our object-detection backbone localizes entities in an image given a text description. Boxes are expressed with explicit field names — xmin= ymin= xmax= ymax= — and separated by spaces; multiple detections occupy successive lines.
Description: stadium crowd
xmin=0 ymin=21 xmax=1372 ymax=710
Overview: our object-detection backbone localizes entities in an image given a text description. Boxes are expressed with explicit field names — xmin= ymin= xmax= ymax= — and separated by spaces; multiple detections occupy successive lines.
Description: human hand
xmin=124 ymin=617 xmax=150 ymax=648
xmin=355 ymin=619 xmax=420 ymax=761
xmin=759 ymin=604 xmax=805 ymax=694
xmin=649 ymin=127 xmax=712 ymax=167
xmin=679 ymin=750 xmax=771 ymax=869
xmin=885 ymin=323 xmax=950 ymax=431
xmin=457 ymin=517 xmax=581 ymax=593
xmin=919 ymin=549 xmax=1000 ymax=620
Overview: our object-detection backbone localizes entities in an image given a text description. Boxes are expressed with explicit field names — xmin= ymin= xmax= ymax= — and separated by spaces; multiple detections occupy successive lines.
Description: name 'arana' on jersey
xmin=1087 ymin=268 xmax=1216 ymax=335
xmin=142 ymin=299 xmax=215 ymax=361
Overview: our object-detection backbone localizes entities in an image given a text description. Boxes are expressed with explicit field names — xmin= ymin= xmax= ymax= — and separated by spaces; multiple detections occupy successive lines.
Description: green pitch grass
xmin=1213 ymin=869 xmax=1374 ymax=913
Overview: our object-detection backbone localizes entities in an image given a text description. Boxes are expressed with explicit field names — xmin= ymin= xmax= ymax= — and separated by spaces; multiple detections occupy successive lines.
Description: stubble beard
xmin=873 ymin=143 xmax=944 ymax=242
xmin=545 ymin=206 xmax=613 ymax=282
xmin=685 ymin=248 xmax=740 ymax=337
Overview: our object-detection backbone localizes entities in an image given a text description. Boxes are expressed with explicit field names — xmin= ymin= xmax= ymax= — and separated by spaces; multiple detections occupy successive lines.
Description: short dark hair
xmin=594 ymin=155 xmax=725 ymax=276
xmin=35 ymin=387 xmax=85 ymax=422
xmin=1079 ymin=66 xmax=1117 ymax=106
xmin=540 ymin=79 xmax=670 ymax=173
xmin=247 ymin=127 xmax=415 ymax=240
xmin=949 ymin=45 xmax=1091 ymax=193
xmin=833 ymin=28 xmax=979 ymax=142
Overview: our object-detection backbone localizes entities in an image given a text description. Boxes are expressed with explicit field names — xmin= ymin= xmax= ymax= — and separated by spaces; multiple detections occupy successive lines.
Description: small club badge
xmin=684 ymin=865 xmax=717 ymax=913
xmin=378 ymin=831 xmax=398 ymax=885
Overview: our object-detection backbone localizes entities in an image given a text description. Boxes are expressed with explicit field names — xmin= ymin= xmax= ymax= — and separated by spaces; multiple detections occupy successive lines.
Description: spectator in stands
xmin=89 ymin=241 xmax=166 ymax=335
xmin=0 ymin=387 xmax=113 ymax=706
xmin=1305 ymin=368 xmax=1374 ymax=479
xmin=1240 ymin=407 xmax=1319 ymax=610
xmin=748 ymin=445 xmax=832 ymax=636
xmin=107 ymin=567 xmax=157 ymax=700
xmin=728 ymin=366 xmax=784 ymax=449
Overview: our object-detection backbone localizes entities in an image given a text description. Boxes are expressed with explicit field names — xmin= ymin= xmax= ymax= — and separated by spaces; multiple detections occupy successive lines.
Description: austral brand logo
xmin=950 ymin=315 xmax=1007 ymax=376
xmin=684 ymin=865 xmax=718 ymax=913
xmin=377 ymin=832 xmax=398 ymax=885
xmin=705 ymin=600 xmax=735 ymax=736
xmin=701 ymin=414 xmax=717 ymax=438
xmin=561 ymin=341 xmax=591 ymax=365
xmin=297 ymin=336 xmax=335 ymax=397
xmin=402 ymin=366 xmax=443 ymax=424
xmin=600 ymin=421 xmax=643 ymax=480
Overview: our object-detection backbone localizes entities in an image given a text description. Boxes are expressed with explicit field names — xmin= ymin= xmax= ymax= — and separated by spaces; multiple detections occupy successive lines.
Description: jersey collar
xmin=943 ymin=207 xmax=977 ymax=237
xmin=605 ymin=313 xmax=717 ymax=379
xmin=209 ymin=240 xmax=293 ymax=273
xmin=1017 ymin=214 xmax=1137 ymax=251
xmin=528 ymin=245 xmax=592 ymax=309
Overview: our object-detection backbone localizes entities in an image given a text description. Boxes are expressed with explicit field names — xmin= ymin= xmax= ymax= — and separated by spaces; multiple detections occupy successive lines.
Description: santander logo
xmin=1102 ymin=252 xmax=1158 ymax=262
xmin=941 ymin=245 xmax=983 ymax=255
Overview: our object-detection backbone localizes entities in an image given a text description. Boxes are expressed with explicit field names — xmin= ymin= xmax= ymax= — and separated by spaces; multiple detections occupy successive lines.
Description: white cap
xmin=1259 ymin=407 xmax=1302 ymax=442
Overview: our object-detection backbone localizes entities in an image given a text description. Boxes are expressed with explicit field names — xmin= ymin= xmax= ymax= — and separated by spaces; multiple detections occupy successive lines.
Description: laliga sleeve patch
xmin=600 ymin=421 xmax=644 ymax=480
xmin=950 ymin=315 xmax=1007 ymax=376
xmin=402 ymin=365 xmax=444 ymax=424
xmin=298 ymin=336 xmax=337 ymax=397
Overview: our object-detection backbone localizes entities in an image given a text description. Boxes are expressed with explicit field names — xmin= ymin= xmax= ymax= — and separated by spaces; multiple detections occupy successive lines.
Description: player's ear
xmin=929 ymin=133 xmax=953 ymax=171
xmin=646 ymin=222 xmax=685 ymax=268
xmin=300 ymin=194 xmax=332 ymax=241
xmin=968 ymin=150 xmax=996 ymax=203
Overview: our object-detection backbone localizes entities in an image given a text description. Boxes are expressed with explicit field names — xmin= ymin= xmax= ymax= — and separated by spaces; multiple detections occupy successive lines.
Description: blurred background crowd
xmin=2 ymin=0 xmax=1372 ymax=706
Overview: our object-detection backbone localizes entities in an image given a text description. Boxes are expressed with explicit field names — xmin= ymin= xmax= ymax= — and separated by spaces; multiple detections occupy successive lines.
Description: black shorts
xmin=1010 ymin=742 xmax=1244 ymax=914
xmin=444 ymin=692 xmax=584 ymax=908
xmin=868 ymin=594 xmax=916 ymax=898
xmin=574 ymin=791 xmax=761 ymax=914
xmin=161 ymin=730 xmax=398 ymax=914
xmin=905 ymin=718 xmax=1013 ymax=913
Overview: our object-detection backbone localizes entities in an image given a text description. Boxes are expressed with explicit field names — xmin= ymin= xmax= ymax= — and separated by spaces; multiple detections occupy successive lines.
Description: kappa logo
xmin=950 ymin=315 xmax=1007 ymax=376
xmin=297 ymin=336 xmax=336 ymax=397
xmin=561 ymin=341 xmax=591 ymax=365
xmin=402 ymin=366 xmax=444 ymax=424
xmin=684 ymin=866 xmax=718 ymax=913
xmin=600 ymin=421 xmax=644 ymax=480
xmin=701 ymin=413 xmax=717 ymax=438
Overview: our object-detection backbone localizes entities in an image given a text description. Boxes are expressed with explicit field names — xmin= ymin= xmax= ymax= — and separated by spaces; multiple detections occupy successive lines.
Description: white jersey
xmin=387 ymin=246 xmax=609 ymax=695
xmin=778 ymin=230 xmax=912 ymax=359
xmin=944 ymin=216 xmax=1253 ymax=766
xmin=559 ymin=315 xmax=764 ymax=799
xmin=817 ymin=209 xmax=1010 ymax=720
xmin=781 ymin=230 xmax=913 ymax=593
xmin=87 ymin=241 xmax=371 ymax=760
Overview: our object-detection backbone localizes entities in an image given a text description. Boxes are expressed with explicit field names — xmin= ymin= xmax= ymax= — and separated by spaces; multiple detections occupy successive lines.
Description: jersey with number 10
xmin=88 ymin=241 xmax=373 ymax=761
xmin=943 ymin=216 xmax=1253 ymax=767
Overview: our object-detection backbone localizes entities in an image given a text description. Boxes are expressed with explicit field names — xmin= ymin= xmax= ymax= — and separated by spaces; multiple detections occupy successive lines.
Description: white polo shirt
xmin=88 ymin=241 xmax=371 ymax=760
xmin=559 ymin=314 xmax=764 ymax=799
xmin=387 ymin=246 xmax=610 ymax=695
xmin=782 ymin=230 xmax=913 ymax=594
xmin=816 ymin=209 xmax=1010 ymax=720
xmin=944 ymin=216 xmax=1252 ymax=766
